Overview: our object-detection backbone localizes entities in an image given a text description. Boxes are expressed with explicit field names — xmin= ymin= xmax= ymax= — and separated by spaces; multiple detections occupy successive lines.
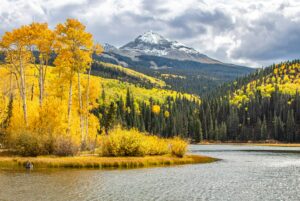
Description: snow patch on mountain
xmin=103 ymin=43 xmax=117 ymax=52
xmin=143 ymin=49 xmax=168 ymax=56
xmin=171 ymin=41 xmax=199 ymax=54
xmin=137 ymin=31 xmax=166 ymax=44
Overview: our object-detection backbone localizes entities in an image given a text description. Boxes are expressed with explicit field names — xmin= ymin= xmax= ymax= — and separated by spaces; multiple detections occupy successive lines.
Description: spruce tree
xmin=261 ymin=117 xmax=268 ymax=140
xmin=286 ymin=110 xmax=295 ymax=142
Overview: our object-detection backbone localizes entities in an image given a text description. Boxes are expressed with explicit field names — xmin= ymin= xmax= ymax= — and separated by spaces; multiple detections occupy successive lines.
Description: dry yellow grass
xmin=251 ymin=143 xmax=300 ymax=147
xmin=0 ymin=154 xmax=217 ymax=169
xmin=198 ymin=141 xmax=300 ymax=147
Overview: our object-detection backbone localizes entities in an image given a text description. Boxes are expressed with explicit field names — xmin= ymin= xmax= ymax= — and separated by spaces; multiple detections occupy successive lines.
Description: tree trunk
xmin=85 ymin=66 xmax=92 ymax=146
xmin=41 ymin=58 xmax=48 ymax=106
xmin=19 ymin=59 xmax=28 ymax=126
xmin=77 ymin=71 xmax=85 ymax=148
xmin=67 ymin=78 xmax=73 ymax=135
xmin=38 ymin=57 xmax=48 ymax=106
xmin=30 ymin=83 xmax=34 ymax=101
xmin=38 ymin=65 xmax=43 ymax=106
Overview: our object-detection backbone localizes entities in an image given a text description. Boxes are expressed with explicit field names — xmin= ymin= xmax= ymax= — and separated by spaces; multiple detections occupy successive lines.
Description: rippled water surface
xmin=1 ymin=145 xmax=300 ymax=201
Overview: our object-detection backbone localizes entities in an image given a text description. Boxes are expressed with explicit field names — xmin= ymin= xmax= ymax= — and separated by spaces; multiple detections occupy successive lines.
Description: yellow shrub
xmin=169 ymin=137 xmax=188 ymax=157
xmin=99 ymin=127 xmax=187 ymax=157
xmin=141 ymin=135 xmax=169 ymax=155
xmin=6 ymin=98 xmax=82 ymax=156
xmin=99 ymin=127 xmax=146 ymax=156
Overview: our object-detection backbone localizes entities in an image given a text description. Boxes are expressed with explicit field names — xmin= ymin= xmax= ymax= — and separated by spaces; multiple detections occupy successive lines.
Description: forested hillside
xmin=95 ymin=52 xmax=254 ymax=95
xmin=199 ymin=60 xmax=300 ymax=142
xmin=92 ymin=60 xmax=300 ymax=143
xmin=91 ymin=61 xmax=166 ymax=88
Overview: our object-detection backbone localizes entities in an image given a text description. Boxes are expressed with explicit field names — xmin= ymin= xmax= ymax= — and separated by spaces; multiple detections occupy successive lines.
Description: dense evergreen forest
xmin=96 ymin=60 xmax=300 ymax=143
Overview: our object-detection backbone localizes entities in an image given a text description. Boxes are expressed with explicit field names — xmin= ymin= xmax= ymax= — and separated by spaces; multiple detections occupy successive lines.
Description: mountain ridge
xmin=96 ymin=31 xmax=255 ymax=95
xmin=118 ymin=31 xmax=222 ymax=64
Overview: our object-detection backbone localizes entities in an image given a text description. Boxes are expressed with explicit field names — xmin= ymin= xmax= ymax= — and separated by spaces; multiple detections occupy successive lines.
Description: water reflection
xmin=1 ymin=145 xmax=300 ymax=201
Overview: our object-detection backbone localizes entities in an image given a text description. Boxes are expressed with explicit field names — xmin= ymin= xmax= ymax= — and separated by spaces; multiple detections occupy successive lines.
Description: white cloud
xmin=0 ymin=0 xmax=299 ymax=67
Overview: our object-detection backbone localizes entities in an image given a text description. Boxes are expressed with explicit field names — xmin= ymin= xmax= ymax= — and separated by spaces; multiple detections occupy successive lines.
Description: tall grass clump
xmin=99 ymin=127 xmax=187 ymax=157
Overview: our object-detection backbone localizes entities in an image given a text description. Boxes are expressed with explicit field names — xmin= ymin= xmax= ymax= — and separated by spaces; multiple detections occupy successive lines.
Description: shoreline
xmin=0 ymin=154 xmax=218 ymax=170
xmin=198 ymin=142 xmax=300 ymax=147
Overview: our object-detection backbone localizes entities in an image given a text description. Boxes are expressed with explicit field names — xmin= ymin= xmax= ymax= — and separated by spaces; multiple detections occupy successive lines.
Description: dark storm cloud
xmin=230 ymin=12 xmax=300 ymax=62
xmin=170 ymin=9 xmax=233 ymax=30
xmin=167 ymin=8 xmax=234 ymax=39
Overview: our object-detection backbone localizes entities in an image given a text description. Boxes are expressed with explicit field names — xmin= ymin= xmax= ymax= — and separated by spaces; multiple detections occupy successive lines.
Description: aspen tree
xmin=54 ymin=19 xmax=93 ymax=141
xmin=29 ymin=23 xmax=55 ymax=106
xmin=0 ymin=25 xmax=32 ymax=125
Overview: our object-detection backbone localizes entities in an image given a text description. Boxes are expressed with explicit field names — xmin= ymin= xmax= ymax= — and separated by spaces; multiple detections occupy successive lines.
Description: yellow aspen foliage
xmin=28 ymin=22 xmax=55 ymax=106
xmin=54 ymin=19 xmax=94 ymax=148
xmin=164 ymin=111 xmax=170 ymax=118
xmin=0 ymin=65 xmax=100 ymax=156
xmin=0 ymin=94 xmax=7 ymax=124
xmin=152 ymin=105 xmax=161 ymax=114
xmin=0 ymin=25 xmax=34 ymax=125
xmin=230 ymin=61 xmax=300 ymax=106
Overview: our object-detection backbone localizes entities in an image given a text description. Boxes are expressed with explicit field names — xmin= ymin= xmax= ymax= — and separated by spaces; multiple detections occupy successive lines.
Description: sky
xmin=0 ymin=0 xmax=300 ymax=67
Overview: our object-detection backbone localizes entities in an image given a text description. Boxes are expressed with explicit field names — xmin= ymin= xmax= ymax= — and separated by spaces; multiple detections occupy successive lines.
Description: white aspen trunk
xmin=67 ymin=78 xmax=73 ymax=135
xmin=19 ymin=61 xmax=28 ymax=126
xmin=85 ymin=66 xmax=92 ymax=146
xmin=77 ymin=71 xmax=85 ymax=148
xmin=38 ymin=64 xmax=43 ymax=106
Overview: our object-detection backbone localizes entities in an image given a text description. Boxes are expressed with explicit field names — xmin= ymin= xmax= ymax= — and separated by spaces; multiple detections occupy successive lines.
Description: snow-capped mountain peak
xmin=103 ymin=43 xmax=117 ymax=52
xmin=118 ymin=32 xmax=221 ymax=64
xmin=136 ymin=31 xmax=167 ymax=44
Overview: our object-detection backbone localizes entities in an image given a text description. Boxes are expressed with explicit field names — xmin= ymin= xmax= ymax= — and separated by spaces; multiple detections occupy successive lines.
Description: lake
xmin=1 ymin=145 xmax=300 ymax=201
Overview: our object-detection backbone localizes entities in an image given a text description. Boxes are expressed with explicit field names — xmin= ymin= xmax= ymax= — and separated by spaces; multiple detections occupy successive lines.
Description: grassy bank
xmin=250 ymin=143 xmax=300 ymax=147
xmin=0 ymin=154 xmax=217 ymax=170
xmin=199 ymin=141 xmax=300 ymax=147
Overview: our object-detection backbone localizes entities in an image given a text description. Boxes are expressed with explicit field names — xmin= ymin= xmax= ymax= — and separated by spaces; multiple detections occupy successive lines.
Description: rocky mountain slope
xmin=96 ymin=31 xmax=255 ymax=95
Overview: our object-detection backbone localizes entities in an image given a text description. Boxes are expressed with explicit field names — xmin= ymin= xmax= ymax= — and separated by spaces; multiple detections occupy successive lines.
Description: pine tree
xmin=1 ymin=95 xmax=13 ymax=129
xmin=261 ymin=117 xmax=268 ymax=140
xmin=286 ymin=110 xmax=295 ymax=142
xmin=255 ymin=118 xmax=262 ymax=141
xmin=194 ymin=119 xmax=203 ymax=142
xmin=219 ymin=122 xmax=227 ymax=141
xmin=227 ymin=107 xmax=239 ymax=139
xmin=104 ymin=102 xmax=117 ymax=134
